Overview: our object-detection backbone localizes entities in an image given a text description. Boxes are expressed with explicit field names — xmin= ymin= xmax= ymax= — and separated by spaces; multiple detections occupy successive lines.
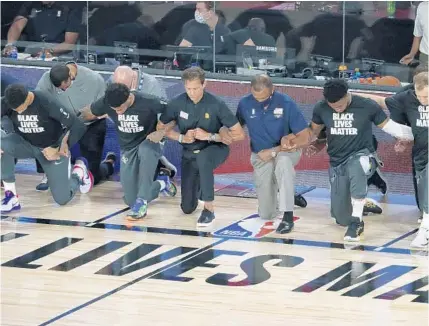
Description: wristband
xmin=178 ymin=134 xmax=183 ymax=143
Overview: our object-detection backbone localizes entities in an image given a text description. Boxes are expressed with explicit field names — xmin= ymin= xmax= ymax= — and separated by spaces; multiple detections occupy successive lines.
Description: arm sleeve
xmin=414 ymin=5 xmax=424 ymax=37
xmin=368 ymin=99 xmax=389 ymax=125
xmin=385 ymin=93 xmax=408 ymax=125
xmin=65 ymin=6 xmax=82 ymax=33
xmin=35 ymin=72 xmax=52 ymax=92
xmin=43 ymin=94 xmax=86 ymax=147
xmin=90 ymin=97 xmax=108 ymax=117
xmin=182 ymin=27 xmax=198 ymax=45
xmin=218 ymin=100 xmax=238 ymax=128
xmin=235 ymin=100 xmax=246 ymax=126
xmin=311 ymin=103 xmax=324 ymax=125
xmin=287 ymin=100 xmax=308 ymax=134
xmin=17 ymin=2 xmax=33 ymax=18
xmin=149 ymin=97 xmax=167 ymax=115
xmin=159 ymin=100 xmax=178 ymax=124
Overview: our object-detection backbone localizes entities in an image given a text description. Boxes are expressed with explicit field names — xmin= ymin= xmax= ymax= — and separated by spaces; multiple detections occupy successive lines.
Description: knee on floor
xmin=181 ymin=204 xmax=198 ymax=215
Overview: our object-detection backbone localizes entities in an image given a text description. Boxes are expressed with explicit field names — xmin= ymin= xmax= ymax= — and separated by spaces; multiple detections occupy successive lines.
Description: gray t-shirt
xmin=312 ymin=95 xmax=388 ymax=167
xmin=36 ymin=64 xmax=106 ymax=125
xmin=106 ymin=67 xmax=167 ymax=100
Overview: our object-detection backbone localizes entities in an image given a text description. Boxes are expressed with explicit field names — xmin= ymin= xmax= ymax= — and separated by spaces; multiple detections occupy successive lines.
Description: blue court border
xmin=1 ymin=212 xmax=425 ymax=257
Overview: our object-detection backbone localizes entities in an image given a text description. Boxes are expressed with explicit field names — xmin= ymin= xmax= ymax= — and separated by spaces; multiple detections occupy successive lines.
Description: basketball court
xmin=1 ymin=173 xmax=427 ymax=326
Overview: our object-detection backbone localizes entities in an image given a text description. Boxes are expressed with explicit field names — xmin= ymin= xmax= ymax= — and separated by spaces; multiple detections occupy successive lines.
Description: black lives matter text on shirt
xmin=1 ymin=90 xmax=79 ymax=149
xmin=160 ymin=92 xmax=238 ymax=152
xmin=312 ymin=95 xmax=388 ymax=167
xmin=90 ymin=92 xmax=165 ymax=151
xmin=385 ymin=90 xmax=428 ymax=171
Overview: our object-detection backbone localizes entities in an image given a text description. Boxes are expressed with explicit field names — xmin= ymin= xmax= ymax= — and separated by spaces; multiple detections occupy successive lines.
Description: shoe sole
xmin=410 ymin=242 xmax=428 ymax=249
xmin=197 ymin=220 xmax=214 ymax=227
xmin=344 ymin=236 xmax=361 ymax=242
xmin=126 ymin=214 xmax=147 ymax=221
xmin=1 ymin=204 xmax=21 ymax=214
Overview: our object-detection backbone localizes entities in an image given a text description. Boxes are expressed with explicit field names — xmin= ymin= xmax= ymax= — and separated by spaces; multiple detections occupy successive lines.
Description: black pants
xmin=181 ymin=144 xmax=229 ymax=214
xmin=36 ymin=119 xmax=113 ymax=185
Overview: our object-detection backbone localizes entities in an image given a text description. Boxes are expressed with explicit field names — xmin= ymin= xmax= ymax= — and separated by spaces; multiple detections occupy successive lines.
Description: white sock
xmin=351 ymin=198 xmax=365 ymax=221
xmin=157 ymin=180 xmax=166 ymax=191
xmin=421 ymin=212 xmax=429 ymax=229
xmin=3 ymin=182 xmax=17 ymax=196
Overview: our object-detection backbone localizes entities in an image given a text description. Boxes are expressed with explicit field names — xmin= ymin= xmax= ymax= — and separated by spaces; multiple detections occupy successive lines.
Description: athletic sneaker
xmin=158 ymin=175 xmax=177 ymax=197
xmin=72 ymin=157 xmax=94 ymax=194
xmin=294 ymin=194 xmax=307 ymax=208
xmin=126 ymin=198 xmax=148 ymax=221
xmin=197 ymin=208 xmax=215 ymax=227
xmin=344 ymin=218 xmax=364 ymax=242
xmin=103 ymin=152 xmax=117 ymax=168
xmin=1 ymin=191 xmax=21 ymax=213
xmin=36 ymin=174 xmax=49 ymax=191
xmin=367 ymin=169 xmax=388 ymax=195
xmin=410 ymin=227 xmax=429 ymax=248
xmin=363 ymin=198 xmax=382 ymax=215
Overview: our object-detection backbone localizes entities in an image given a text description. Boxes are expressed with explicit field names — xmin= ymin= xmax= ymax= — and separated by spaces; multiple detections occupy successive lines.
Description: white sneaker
xmin=410 ymin=227 xmax=429 ymax=248
xmin=1 ymin=190 xmax=21 ymax=213
xmin=72 ymin=157 xmax=94 ymax=194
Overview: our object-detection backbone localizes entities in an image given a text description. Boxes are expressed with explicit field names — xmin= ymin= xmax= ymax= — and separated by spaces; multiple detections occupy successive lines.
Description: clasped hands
xmin=42 ymin=138 xmax=69 ymax=161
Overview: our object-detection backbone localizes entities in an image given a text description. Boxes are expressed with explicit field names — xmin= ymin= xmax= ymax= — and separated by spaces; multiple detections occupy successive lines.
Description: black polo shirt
xmin=17 ymin=1 xmax=82 ymax=43
xmin=160 ymin=91 xmax=238 ymax=152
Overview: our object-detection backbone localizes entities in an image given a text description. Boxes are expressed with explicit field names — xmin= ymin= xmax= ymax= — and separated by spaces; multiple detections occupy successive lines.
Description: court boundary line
xmin=38 ymin=238 xmax=228 ymax=326
xmin=85 ymin=207 xmax=130 ymax=226
xmin=1 ymin=215 xmax=426 ymax=257
xmin=374 ymin=228 xmax=419 ymax=252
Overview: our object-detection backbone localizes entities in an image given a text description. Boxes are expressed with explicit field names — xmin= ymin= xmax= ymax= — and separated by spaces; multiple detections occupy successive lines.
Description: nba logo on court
xmin=213 ymin=214 xmax=300 ymax=239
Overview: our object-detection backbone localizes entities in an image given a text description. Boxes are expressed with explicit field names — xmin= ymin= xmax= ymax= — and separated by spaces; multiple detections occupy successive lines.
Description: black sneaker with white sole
xmin=344 ymin=218 xmax=364 ymax=242
xmin=197 ymin=209 xmax=215 ymax=227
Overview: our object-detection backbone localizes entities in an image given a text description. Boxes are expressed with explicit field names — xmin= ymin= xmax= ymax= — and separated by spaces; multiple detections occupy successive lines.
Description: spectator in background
xmin=400 ymin=1 xmax=428 ymax=66
xmin=178 ymin=1 xmax=230 ymax=53
xmin=3 ymin=1 xmax=83 ymax=57
xmin=224 ymin=18 xmax=276 ymax=55
xmin=289 ymin=12 xmax=368 ymax=63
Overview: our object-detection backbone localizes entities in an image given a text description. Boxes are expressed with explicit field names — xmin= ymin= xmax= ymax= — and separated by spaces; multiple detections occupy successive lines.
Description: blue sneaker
xmin=157 ymin=175 xmax=177 ymax=197
xmin=126 ymin=198 xmax=148 ymax=221
xmin=1 ymin=190 xmax=21 ymax=213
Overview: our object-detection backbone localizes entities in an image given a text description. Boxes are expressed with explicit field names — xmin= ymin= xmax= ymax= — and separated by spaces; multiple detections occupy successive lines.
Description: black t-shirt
xmin=385 ymin=90 xmax=428 ymax=171
xmin=312 ymin=95 xmax=388 ymax=167
xmin=17 ymin=1 xmax=82 ymax=43
xmin=224 ymin=28 xmax=276 ymax=54
xmin=1 ymin=90 xmax=80 ymax=148
xmin=182 ymin=19 xmax=230 ymax=53
xmin=90 ymin=93 xmax=165 ymax=151
xmin=160 ymin=91 xmax=238 ymax=152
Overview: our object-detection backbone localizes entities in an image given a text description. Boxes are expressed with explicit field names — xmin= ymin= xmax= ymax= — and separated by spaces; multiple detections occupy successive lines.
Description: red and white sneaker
xmin=72 ymin=157 xmax=94 ymax=194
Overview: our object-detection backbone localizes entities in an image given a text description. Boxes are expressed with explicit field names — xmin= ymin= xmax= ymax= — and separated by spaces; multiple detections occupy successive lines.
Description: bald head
xmin=112 ymin=66 xmax=135 ymax=89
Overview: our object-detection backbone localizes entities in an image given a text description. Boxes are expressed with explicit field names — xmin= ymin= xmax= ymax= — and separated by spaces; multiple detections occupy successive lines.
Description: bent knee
xmin=54 ymin=195 xmax=72 ymax=206
xmin=181 ymin=203 xmax=198 ymax=214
